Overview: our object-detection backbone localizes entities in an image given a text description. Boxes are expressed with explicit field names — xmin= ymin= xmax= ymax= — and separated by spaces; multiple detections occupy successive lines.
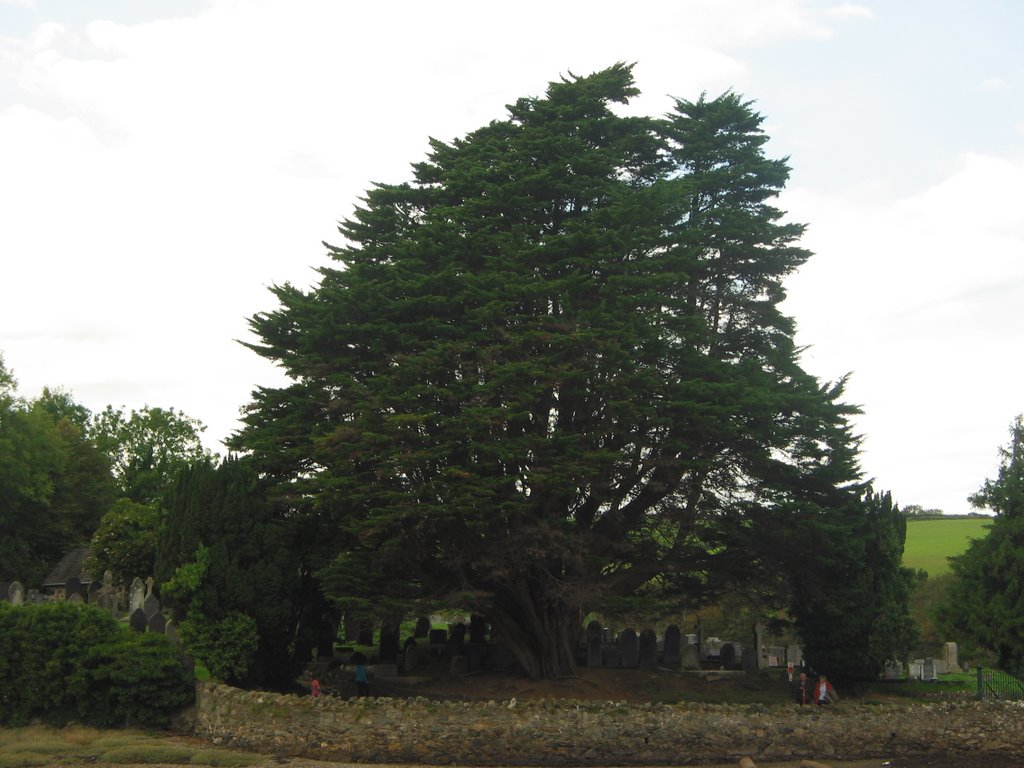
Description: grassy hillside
xmin=903 ymin=516 xmax=991 ymax=576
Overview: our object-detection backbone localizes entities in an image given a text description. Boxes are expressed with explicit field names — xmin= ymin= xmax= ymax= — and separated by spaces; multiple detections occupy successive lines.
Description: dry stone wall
xmin=193 ymin=682 xmax=1024 ymax=765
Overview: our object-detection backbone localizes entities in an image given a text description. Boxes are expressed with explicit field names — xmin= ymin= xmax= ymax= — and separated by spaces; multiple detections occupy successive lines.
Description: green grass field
xmin=903 ymin=517 xmax=992 ymax=575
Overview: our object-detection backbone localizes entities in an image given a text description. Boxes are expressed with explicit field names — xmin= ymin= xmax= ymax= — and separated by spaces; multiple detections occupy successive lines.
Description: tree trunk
xmin=485 ymin=583 xmax=580 ymax=679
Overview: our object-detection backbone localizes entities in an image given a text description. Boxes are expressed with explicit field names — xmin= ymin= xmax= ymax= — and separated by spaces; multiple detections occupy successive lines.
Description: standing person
xmin=795 ymin=671 xmax=813 ymax=705
xmin=351 ymin=651 xmax=369 ymax=697
xmin=814 ymin=674 xmax=838 ymax=705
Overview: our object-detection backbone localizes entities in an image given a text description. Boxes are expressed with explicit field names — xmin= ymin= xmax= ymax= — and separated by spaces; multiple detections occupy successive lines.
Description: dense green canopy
xmin=234 ymin=64 xmax=904 ymax=678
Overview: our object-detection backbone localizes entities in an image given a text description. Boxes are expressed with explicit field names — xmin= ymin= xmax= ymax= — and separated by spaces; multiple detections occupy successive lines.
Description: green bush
xmin=0 ymin=601 xmax=193 ymax=727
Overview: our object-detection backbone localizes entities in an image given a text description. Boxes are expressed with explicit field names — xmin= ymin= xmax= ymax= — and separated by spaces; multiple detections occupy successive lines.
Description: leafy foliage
xmin=233 ymin=65 xmax=908 ymax=678
xmin=155 ymin=457 xmax=305 ymax=688
xmin=0 ymin=601 xmax=193 ymax=727
xmin=941 ymin=416 xmax=1024 ymax=673
xmin=0 ymin=357 xmax=116 ymax=585
xmin=85 ymin=498 xmax=160 ymax=585
xmin=89 ymin=404 xmax=211 ymax=505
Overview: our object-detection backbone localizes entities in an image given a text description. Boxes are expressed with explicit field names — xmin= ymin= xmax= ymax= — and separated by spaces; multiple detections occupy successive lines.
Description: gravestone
xmin=663 ymin=625 xmax=682 ymax=666
xmin=379 ymin=625 xmax=400 ymax=663
xmin=602 ymin=647 xmax=622 ymax=668
xmin=129 ymin=608 xmax=148 ymax=633
xmin=67 ymin=592 xmax=84 ymax=604
xmin=450 ymin=655 xmax=468 ymax=675
xmin=469 ymin=614 xmax=487 ymax=644
xmin=720 ymin=643 xmax=737 ymax=669
xmin=586 ymin=620 xmax=603 ymax=668
xmin=922 ymin=658 xmax=936 ymax=681
xmin=602 ymin=627 xmax=615 ymax=644
xmin=944 ymin=641 xmax=959 ymax=670
xmin=404 ymin=642 xmax=419 ymax=673
xmin=87 ymin=582 xmax=101 ymax=604
xmin=620 ymin=628 xmax=639 ymax=668
xmin=143 ymin=593 xmax=161 ymax=619
xmin=356 ymin=627 xmax=374 ymax=647
xmin=414 ymin=616 xmax=431 ymax=638
xmin=129 ymin=578 xmax=145 ymax=613
xmin=9 ymin=581 xmax=24 ymax=605
xmin=742 ymin=645 xmax=758 ymax=674
xmin=165 ymin=620 xmax=180 ymax=645
xmin=681 ymin=643 xmax=700 ymax=670
xmin=429 ymin=628 xmax=448 ymax=647
xmin=148 ymin=612 xmax=166 ymax=634
xmin=65 ymin=575 xmax=83 ymax=601
xmin=638 ymin=629 xmax=657 ymax=667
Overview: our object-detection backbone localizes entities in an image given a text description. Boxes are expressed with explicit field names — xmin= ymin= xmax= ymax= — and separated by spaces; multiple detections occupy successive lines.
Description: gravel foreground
xmin=182 ymin=755 xmax=1024 ymax=768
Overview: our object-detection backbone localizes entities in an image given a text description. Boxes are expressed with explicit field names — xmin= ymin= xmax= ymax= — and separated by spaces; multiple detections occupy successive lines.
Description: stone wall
xmin=193 ymin=682 xmax=1024 ymax=765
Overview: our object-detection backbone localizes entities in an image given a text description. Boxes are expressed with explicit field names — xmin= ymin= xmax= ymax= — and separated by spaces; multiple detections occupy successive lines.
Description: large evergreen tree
xmin=941 ymin=416 xmax=1024 ymax=673
xmin=234 ymin=65 xmax=874 ymax=678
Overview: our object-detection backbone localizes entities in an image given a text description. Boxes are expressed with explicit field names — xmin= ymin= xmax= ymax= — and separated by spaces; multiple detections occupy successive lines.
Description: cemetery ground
xmin=2 ymin=666 xmax=1011 ymax=768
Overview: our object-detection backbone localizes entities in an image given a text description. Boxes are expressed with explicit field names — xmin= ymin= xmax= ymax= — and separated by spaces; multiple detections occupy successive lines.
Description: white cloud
xmin=981 ymin=77 xmax=1009 ymax=91
xmin=783 ymin=150 xmax=1024 ymax=512
xmin=0 ymin=0 xmax=968 ymax=515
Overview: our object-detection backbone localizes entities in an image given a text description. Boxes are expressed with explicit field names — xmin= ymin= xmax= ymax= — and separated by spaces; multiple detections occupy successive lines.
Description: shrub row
xmin=0 ymin=601 xmax=194 ymax=727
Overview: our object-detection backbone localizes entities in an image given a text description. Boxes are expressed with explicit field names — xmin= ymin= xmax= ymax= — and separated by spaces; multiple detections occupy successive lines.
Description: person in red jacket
xmin=814 ymin=674 xmax=838 ymax=705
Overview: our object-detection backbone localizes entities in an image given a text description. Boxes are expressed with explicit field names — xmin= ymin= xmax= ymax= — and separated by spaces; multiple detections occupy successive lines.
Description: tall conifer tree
xmin=235 ymin=65 xmax=884 ymax=678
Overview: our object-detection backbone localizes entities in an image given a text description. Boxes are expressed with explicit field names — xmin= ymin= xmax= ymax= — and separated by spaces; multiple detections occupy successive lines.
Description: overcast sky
xmin=2 ymin=1 xmax=1022 ymax=516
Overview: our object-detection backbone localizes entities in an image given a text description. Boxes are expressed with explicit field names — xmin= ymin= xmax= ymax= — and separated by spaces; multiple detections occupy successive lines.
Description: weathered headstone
xmin=129 ymin=607 xmax=148 ymax=633
xmin=429 ymin=627 xmax=448 ymax=647
xmin=450 ymin=655 xmax=468 ymax=675
xmin=9 ymin=581 xmax=24 ymax=605
xmin=143 ymin=593 xmax=161 ymax=619
xmin=620 ymin=628 xmax=639 ymax=668
xmin=922 ymin=658 xmax=936 ymax=681
xmin=414 ymin=616 xmax=431 ymax=638
xmin=67 ymin=592 xmax=84 ymax=604
xmin=87 ymin=581 xmax=101 ymax=604
xmin=663 ymin=625 xmax=682 ymax=666
xmin=944 ymin=641 xmax=959 ymax=670
xmin=720 ymin=643 xmax=737 ymax=669
xmin=681 ymin=643 xmax=700 ymax=670
xmin=586 ymin=620 xmax=603 ymax=668
xmin=379 ymin=625 xmax=400 ymax=663
xmin=638 ymin=629 xmax=657 ymax=667
xmin=148 ymin=611 xmax=167 ymax=634
xmin=129 ymin=578 xmax=145 ymax=613
xmin=165 ymin=620 xmax=180 ymax=645
xmin=602 ymin=647 xmax=622 ymax=668
xmin=356 ymin=627 xmax=374 ymax=646
xmin=404 ymin=642 xmax=419 ymax=673
xmin=742 ymin=645 xmax=758 ymax=674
